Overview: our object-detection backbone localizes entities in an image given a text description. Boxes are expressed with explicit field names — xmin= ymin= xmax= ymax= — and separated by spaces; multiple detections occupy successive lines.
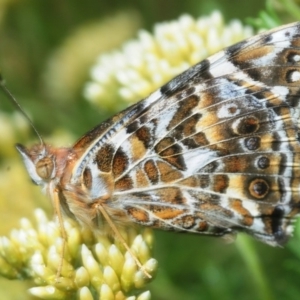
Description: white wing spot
xmin=217 ymin=103 xmax=240 ymax=119
xmin=271 ymin=85 xmax=289 ymax=97
xmin=290 ymin=70 xmax=300 ymax=82
xmin=292 ymin=54 xmax=300 ymax=62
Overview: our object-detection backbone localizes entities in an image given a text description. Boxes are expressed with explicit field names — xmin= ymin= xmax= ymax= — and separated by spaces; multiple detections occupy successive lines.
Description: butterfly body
xmin=17 ymin=22 xmax=300 ymax=247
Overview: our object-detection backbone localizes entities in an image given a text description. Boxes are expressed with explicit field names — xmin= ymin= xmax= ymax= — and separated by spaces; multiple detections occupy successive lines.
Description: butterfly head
xmin=16 ymin=143 xmax=55 ymax=186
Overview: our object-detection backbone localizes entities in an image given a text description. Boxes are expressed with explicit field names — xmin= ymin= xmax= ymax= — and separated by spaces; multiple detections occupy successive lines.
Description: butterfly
xmin=10 ymin=21 xmax=300 ymax=269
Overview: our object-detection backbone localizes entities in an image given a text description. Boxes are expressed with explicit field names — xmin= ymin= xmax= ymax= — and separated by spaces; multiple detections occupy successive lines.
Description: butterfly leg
xmin=97 ymin=203 xmax=152 ymax=279
xmin=53 ymin=187 xmax=68 ymax=282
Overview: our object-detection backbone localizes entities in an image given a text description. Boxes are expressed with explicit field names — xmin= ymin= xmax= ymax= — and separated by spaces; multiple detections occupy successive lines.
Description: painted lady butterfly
xmin=9 ymin=21 xmax=300 ymax=264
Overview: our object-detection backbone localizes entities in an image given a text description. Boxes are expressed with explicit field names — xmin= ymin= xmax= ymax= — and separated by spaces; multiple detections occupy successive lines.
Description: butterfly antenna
xmin=0 ymin=74 xmax=45 ymax=145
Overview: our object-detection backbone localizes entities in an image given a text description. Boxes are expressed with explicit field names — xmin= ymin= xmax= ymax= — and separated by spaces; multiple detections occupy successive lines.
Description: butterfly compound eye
xmin=36 ymin=157 xmax=54 ymax=180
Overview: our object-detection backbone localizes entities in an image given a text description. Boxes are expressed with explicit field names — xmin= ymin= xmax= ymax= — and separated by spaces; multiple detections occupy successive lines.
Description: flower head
xmin=84 ymin=11 xmax=253 ymax=111
xmin=0 ymin=209 xmax=156 ymax=299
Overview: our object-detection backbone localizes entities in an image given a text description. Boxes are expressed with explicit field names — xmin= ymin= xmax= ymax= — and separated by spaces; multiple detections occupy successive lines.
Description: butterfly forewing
xmin=19 ymin=22 xmax=300 ymax=247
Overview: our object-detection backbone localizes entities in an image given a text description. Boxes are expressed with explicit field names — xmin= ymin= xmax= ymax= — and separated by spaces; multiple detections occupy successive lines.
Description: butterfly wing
xmin=70 ymin=22 xmax=300 ymax=245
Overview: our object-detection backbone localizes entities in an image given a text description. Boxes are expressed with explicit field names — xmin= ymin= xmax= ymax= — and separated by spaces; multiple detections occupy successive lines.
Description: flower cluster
xmin=0 ymin=209 xmax=156 ymax=300
xmin=84 ymin=11 xmax=253 ymax=111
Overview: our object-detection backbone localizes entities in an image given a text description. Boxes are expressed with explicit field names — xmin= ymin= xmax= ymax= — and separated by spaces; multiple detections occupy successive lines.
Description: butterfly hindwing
xmin=68 ymin=22 xmax=300 ymax=245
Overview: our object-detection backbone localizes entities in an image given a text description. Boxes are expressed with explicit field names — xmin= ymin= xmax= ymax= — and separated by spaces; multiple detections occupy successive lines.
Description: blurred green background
xmin=1 ymin=0 xmax=300 ymax=299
